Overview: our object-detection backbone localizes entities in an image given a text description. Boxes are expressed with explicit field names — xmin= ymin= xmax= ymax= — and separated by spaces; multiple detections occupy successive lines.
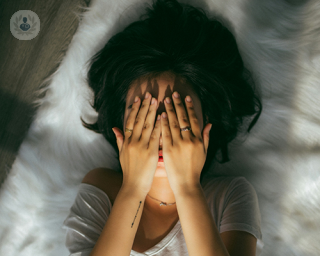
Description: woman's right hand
xmin=112 ymin=92 xmax=161 ymax=195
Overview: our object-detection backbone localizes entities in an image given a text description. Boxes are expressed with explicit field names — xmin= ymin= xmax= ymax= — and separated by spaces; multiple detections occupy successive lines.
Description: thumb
xmin=203 ymin=123 xmax=212 ymax=153
xmin=112 ymin=127 xmax=124 ymax=152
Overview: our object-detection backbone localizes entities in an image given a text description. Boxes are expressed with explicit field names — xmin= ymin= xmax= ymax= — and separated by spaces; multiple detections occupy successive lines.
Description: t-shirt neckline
xmin=79 ymin=183 xmax=182 ymax=255
xmin=130 ymin=219 xmax=181 ymax=255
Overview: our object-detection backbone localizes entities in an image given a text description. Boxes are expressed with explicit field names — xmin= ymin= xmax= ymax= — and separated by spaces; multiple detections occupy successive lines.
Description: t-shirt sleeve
xmin=220 ymin=177 xmax=263 ymax=241
xmin=62 ymin=184 xmax=112 ymax=256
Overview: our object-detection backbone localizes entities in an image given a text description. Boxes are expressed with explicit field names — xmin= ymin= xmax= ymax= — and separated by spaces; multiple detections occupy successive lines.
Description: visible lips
xmin=159 ymin=150 xmax=162 ymax=157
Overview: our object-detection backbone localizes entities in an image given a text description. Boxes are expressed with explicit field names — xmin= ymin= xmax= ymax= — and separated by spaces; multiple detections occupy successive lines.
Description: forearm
xmin=89 ymin=186 xmax=146 ymax=256
xmin=175 ymin=185 xmax=230 ymax=256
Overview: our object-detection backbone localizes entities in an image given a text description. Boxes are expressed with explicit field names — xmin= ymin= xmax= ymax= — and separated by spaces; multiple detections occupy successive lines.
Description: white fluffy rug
xmin=1 ymin=0 xmax=320 ymax=255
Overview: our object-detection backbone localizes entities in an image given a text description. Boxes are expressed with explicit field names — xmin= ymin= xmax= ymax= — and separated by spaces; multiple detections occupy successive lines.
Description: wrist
xmin=173 ymin=182 xmax=202 ymax=197
xmin=120 ymin=183 xmax=148 ymax=197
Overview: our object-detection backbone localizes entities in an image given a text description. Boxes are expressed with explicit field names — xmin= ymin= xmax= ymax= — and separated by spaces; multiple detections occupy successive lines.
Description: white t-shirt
xmin=62 ymin=176 xmax=264 ymax=256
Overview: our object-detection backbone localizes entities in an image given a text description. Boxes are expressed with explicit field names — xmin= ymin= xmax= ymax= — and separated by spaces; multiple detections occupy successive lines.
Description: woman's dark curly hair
xmin=81 ymin=0 xmax=262 ymax=184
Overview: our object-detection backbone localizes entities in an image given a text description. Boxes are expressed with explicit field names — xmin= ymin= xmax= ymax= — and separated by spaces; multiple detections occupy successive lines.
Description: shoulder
xmin=215 ymin=176 xmax=258 ymax=203
xmin=225 ymin=176 xmax=257 ymax=196
xmin=202 ymin=176 xmax=258 ymax=204
xmin=81 ymin=168 xmax=123 ymax=205
xmin=201 ymin=175 xmax=243 ymax=191
xmin=204 ymin=176 xmax=253 ymax=190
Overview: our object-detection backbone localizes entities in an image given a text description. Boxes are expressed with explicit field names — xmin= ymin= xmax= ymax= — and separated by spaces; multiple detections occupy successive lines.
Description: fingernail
xmin=173 ymin=92 xmax=180 ymax=98
xmin=134 ymin=96 xmax=139 ymax=102
xmin=162 ymin=112 xmax=167 ymax=118
xmin=157 ymin=114 xmax=161 ymax=120
xmin=145 ymin=92 xmax=150 ymax=99
xmin=186 ymin=96 xmax=192 ymax=102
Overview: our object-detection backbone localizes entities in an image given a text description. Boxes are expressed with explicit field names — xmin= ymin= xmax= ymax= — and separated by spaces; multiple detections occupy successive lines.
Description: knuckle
xmin=190 ymin=111 xmax=197 ymax=118
xmin=168 ymin=107 xmax=175 ymax=113
xmin=150 ymin=131 xmax=157 ymax=139
xmin=148 ymin=150 xmax=155 ymax=159
xmin=188 ymin=105 xmax=195 ymax=110
xmin=193 ymin=118 xmax=199 ymax=126
xmin=148 ymin=107 xmax=154 ymax=114
xmin=172 ymin=121 xmax=180 ymax=129
xmin=135 ymin=115 xmax=141 ymax=123
xmin=133 ymin=105 xmax=141 ymax=112
xmin=176 ymin=101 xmax=184 ymax=107
xmin=193 ymin=138 xmax=202 ymax=145
xmin=162 ymin=130 xmax=170 ymax=137
xmin=185 ymin=141 xmax=194 ymax=149
xmin=126 ymin=142 xmax=134 ymax=151
xmin=181 ymin=116 xmax=188 ymax=123
xmin=141 ymin=103 xmax=147 ymax=109
xmin=143 ymin=122 xmax=150 ymax=130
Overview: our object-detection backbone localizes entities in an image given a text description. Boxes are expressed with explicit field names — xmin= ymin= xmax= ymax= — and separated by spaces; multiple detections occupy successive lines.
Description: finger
xmin=127 ymin=92 xmax=152 ymax=143
xmin=170 ymin=91 xmax=195 ymax=140
xmin=160 ymin=111 xmax=173 ymax=150
xmin=141 ymin=97 xmax=159 ymax=146
xmin=112 ymin=127 xmax=123 ymax=152
xmin=163 ymin=94 xmax=186 ymax=143
xmin=124 ymin=95 xmax=141 ymax=141
xmin=203 ymin=123 xmax=212 ymax=153
xmin=183 ymin=95 xmax=202 ymax=139
xmin=148 ymin=114 xmax=161 ymax=154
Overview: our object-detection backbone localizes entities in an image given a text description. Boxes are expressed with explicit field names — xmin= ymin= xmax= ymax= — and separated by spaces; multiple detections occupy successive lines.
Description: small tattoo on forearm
xmin=131 ymin=201 xmax=142 ymax=228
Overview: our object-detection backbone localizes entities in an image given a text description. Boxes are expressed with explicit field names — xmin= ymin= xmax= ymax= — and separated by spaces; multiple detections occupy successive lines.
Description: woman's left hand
xmin=160 ymin=91 xmax=212 ymax=195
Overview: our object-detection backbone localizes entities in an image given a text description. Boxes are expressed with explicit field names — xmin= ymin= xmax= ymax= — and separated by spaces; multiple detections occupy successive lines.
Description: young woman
xmin=63 ymin=0 xmax=263 ymax=255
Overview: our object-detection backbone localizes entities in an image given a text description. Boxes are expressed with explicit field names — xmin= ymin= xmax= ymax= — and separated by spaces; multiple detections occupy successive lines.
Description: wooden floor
xmin=0 ymin=0 xmax=91 ymax=189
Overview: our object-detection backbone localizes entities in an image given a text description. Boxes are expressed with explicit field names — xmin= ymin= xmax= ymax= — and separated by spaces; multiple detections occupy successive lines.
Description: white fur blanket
xmin=1 ymin=0 xmax=319 ymax=255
